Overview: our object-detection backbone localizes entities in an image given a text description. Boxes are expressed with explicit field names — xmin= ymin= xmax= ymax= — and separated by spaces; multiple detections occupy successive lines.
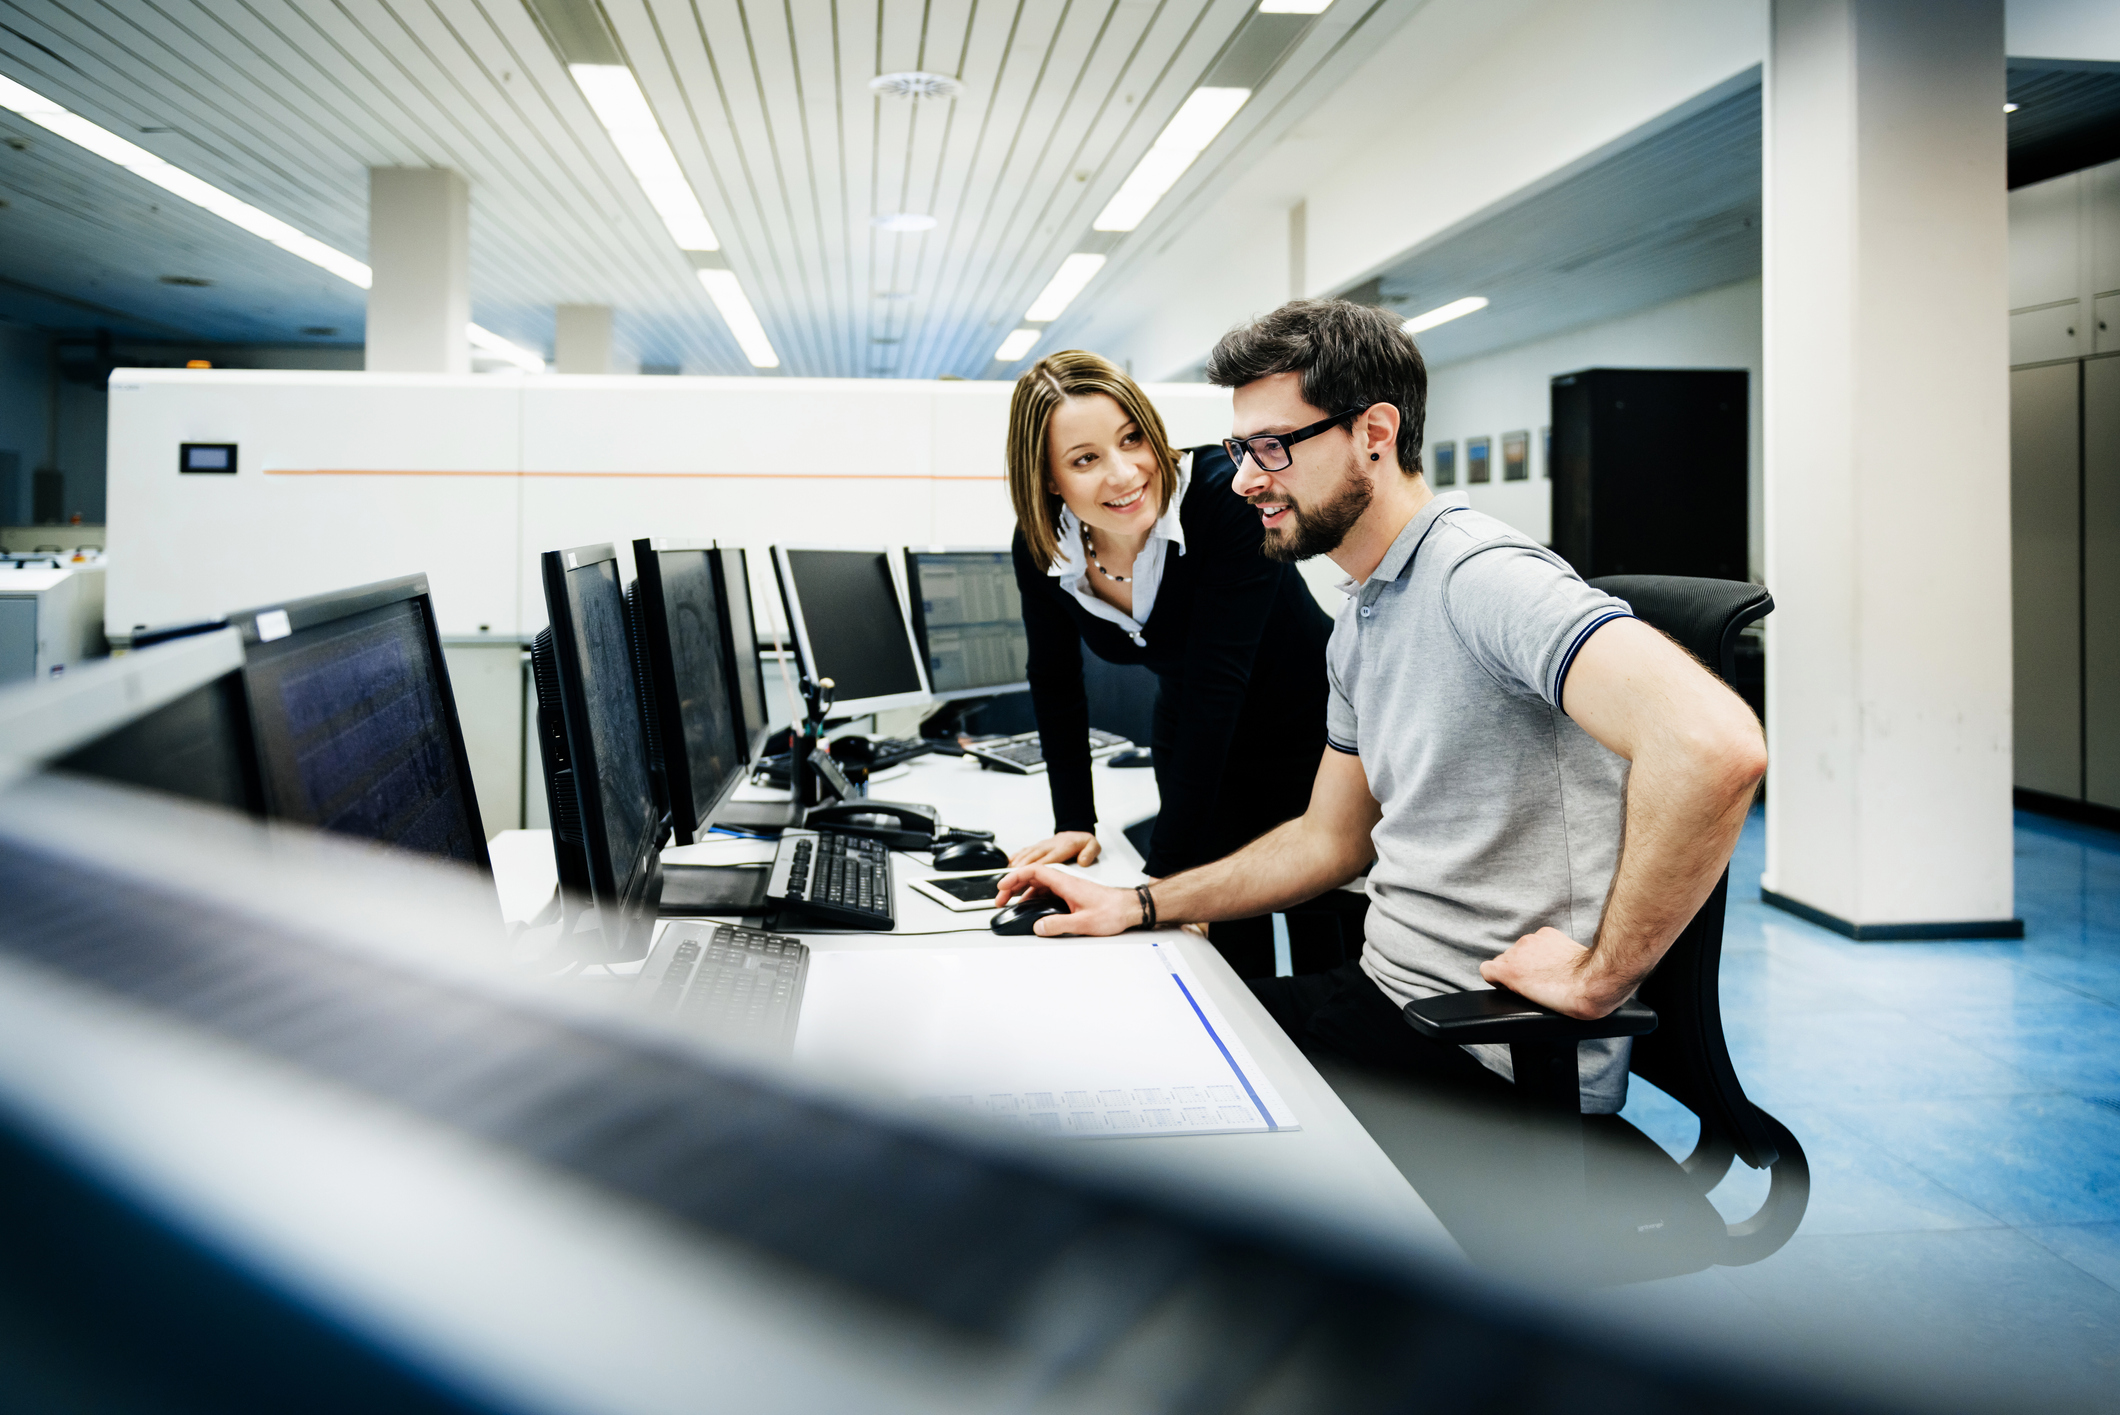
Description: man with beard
xmin=993 ymin=299 xmax=1767 ymax=1113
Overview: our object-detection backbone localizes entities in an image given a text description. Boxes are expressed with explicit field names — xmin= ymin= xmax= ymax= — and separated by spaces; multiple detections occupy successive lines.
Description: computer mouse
xmin=934 ymin=840 xmax=1009 ymax=872
xmin=990 ymin=896 xmax=1071 ymax=936
xmin=1108 ymin=747 xmax=1152 ymax=768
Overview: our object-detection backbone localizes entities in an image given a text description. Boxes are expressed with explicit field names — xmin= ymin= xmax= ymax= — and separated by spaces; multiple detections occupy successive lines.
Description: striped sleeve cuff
xmin=1552 ymin=610 xmax=1631 ymax=705
xmin=1325 ymin=734 xmax=1360 ymax=755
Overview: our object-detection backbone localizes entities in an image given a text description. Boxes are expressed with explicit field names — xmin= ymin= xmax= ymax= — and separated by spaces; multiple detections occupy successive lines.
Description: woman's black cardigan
xmin=1011 ymin=447 xmax=1334 ymax=878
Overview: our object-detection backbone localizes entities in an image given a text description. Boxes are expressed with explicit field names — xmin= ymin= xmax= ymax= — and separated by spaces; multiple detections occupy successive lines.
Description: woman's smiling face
xmin=1045 ymin=393 xmax=1162 ymax=542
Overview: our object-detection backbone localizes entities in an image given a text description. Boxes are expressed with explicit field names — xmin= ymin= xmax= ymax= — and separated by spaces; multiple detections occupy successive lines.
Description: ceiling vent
xmin=870 ymin=72 xmax=963 ymax=100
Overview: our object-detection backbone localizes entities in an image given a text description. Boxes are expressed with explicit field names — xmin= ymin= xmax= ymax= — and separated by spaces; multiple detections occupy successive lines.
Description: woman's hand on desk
xmin=992 ymin=865 xmax=1137 ymax=937
xmin=1007 ymin=831 xmax=1102 ymax=868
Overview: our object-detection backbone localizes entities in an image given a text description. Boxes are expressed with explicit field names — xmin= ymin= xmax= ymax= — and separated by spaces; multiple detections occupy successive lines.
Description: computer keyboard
xmin=865 ymin=736 xmax=940 ymax=770
xmin=766 ymin=828 xmax=895 ymax=929
xmin=964 ymin=729 xmax=1132 ymax=775
xmin=639 ymin=922 xmax=808 ymax=1050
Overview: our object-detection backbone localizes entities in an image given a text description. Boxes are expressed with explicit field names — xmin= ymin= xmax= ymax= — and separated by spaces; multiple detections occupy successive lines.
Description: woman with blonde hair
xmin=1004 ymin=350 xmax=1335 ymax=980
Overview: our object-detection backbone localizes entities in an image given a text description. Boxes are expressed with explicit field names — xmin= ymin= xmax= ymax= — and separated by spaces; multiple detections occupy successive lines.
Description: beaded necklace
xmin=1081 ymin=521 xmax=1134 ymax=584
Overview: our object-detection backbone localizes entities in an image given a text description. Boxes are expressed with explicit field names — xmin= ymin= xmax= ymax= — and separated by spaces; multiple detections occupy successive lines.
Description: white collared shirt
xmin=1048 ymin=452 xmax=1191 ymax=647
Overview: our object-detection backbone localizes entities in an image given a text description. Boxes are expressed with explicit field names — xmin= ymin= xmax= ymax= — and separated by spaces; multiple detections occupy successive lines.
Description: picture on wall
xmin=1466 ymin=436 xmax=1491 ymax=484
xmin=1431 ymin=441 xmax=1456 ymax=486
xmin=1502 ymin=430 xmax=1529 ymax=482
xmin=1541 ymin=425 xmax=1552 ymax=478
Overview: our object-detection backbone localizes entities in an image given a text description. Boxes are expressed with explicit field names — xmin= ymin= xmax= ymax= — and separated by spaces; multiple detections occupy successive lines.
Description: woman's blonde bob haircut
xmin=1006 ymin=349 xmax=1182 ymax=573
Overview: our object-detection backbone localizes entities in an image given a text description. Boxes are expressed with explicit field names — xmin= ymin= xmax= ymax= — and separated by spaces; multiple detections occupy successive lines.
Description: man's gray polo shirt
xmin=1327 ymin=495 xmax=1635 ymax=1111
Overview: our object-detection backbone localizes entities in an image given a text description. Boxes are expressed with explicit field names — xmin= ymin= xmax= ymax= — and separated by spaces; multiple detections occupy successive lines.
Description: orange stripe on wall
xmin=264 ymin=468 xmax=1004 ymax=481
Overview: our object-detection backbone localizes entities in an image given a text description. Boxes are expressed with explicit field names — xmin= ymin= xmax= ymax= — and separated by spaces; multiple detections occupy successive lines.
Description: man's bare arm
xmin=1481 ymin=616 xmax=1767 ymax=1018
xmin=992 ymin=747 xmax=1381 ymax=937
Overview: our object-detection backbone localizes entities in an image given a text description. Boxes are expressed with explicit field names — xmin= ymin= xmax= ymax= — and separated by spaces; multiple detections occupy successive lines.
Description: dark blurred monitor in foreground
xmin=771 ymin=545 xmax=931 ymax=719
xmin=903 ymin=548 xmax=1030 ymax=701
xmin=225 ymin=576 xmax=489 ymax=870
xmin=0 ymin=627 xmax=265 ymax=815
xmin=0 ymin=773 xmax=1918 ymax=1415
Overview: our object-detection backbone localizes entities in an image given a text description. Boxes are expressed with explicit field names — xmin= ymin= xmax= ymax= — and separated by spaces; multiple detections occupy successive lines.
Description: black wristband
xmin=1134 ymin=883 xmax=1157 ymax=932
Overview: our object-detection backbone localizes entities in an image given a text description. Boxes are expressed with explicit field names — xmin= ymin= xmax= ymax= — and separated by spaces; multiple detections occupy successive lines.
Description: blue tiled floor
xmin=1609 ymin=806 xmax=2120 ymax=1409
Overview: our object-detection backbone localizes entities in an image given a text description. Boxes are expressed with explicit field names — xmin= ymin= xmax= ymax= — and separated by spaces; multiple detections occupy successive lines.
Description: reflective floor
xmin=1610 ymin=806 xmax=2120 ymax=1409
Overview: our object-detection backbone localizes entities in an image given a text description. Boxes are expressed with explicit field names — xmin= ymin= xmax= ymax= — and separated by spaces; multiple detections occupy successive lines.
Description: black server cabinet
xmin=1549 ymin=368 xmax=1748 ymax=581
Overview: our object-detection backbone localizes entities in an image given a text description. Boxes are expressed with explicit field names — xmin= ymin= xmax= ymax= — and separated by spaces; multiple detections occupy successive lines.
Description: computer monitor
xmin=631 ymin=539 xmax=751 ymax=846
xmin=0 ymin=627 xmax=266 ymax=816
xmin=711 ymin=546 xmax=776 ymax=759
xmin=225 ymin=577 xmax=490 ymax=871
xmin=770 ymin=546 xmax=932 ymax=719
xmin=902 ymin=548 xmax=1030 ymax=701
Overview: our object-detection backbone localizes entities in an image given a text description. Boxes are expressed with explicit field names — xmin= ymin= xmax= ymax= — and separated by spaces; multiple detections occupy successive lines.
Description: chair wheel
xmin=1719 ymin=1109 xmax=1809 ymax=1266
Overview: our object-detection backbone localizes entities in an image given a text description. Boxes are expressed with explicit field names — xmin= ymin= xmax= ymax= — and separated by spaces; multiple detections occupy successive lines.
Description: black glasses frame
xmin=1222 ymin=406 xmax=1371 ymax=475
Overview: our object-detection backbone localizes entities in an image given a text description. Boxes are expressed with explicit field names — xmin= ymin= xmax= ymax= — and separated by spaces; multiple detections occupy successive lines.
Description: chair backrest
xmin=1587 ymin=575 xmax=1777 ymax=1168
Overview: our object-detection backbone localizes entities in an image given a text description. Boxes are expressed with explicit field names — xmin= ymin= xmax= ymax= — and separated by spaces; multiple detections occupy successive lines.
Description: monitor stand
xmin=656 ymin=860 xmax=771 ymax=917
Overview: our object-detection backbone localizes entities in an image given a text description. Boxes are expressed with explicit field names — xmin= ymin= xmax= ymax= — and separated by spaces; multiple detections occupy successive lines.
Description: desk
xmin=489 ymin=751 xmax=1460 ymax=1266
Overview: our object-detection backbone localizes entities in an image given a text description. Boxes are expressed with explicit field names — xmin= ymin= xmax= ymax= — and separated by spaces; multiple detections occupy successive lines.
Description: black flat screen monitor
xmin=903 ymin=549 xmax=1030 ymax=701
xmin=228 ymin=577 xmax=489 ymax=871
xmin=534 ymin=543 xmax=663 ymax=956
xmin=770 ymin=546 xmax=931 ymax=719
xmin=712 ymin=546 xmax=775 ymax=760
xmin=631 ymin=539 xmax=750 ymax=846
xmin=9 ymin=628 xmax=267 ymax=817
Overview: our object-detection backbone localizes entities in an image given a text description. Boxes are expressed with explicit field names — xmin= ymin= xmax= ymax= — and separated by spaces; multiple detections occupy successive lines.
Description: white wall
xmin=1421 ymin=279 xmax=1765 ymax=573
xmin=1069 ymin=0 xmax=1769 ymax=380
xmin=101 ymin=370 xmax=1233 ymax=641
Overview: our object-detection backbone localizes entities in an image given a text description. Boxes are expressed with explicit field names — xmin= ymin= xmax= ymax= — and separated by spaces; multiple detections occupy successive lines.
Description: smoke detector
xmin=870 ymin=71 xmax=963 ymax=99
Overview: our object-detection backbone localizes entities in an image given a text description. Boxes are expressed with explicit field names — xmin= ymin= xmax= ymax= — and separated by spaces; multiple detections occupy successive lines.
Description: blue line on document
xmin=1153 ymin=943 xmax=1277 ymax=1130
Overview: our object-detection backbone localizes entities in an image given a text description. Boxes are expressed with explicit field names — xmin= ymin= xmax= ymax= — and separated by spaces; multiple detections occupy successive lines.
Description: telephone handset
xmin=802 ymin=799 xmax=941 ymax=850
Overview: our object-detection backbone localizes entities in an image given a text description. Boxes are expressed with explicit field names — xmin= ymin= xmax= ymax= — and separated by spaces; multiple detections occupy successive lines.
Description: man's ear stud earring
xmin=1370 ymin=453 xmax=1380 ymax=461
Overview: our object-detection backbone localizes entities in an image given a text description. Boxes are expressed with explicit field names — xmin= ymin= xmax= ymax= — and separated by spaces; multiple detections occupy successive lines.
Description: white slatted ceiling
xmin=0 ymin=0 xmax=1419 ymax=375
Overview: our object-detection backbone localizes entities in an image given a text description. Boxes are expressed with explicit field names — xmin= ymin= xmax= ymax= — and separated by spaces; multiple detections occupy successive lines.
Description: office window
xmin=1466 ymin=436 xmax=1491 ymax=484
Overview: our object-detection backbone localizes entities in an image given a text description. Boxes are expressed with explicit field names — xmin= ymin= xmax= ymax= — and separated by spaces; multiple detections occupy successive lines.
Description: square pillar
xmin=366 ymin=168 xmax=470 ymax=374
xmin=1761 ymin=0 xmax=2019 ymax=938
xmin=554 ymin=304 xmax=615 ymax=374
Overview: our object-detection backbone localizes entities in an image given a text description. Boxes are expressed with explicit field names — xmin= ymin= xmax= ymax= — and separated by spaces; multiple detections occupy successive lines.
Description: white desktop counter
xmin=490 ymin=750 xmax=1460 ymax=1268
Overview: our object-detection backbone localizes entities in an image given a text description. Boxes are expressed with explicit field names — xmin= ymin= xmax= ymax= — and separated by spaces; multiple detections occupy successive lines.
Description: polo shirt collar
xmin=1337 ymin=492 xmax=1468 ymax=603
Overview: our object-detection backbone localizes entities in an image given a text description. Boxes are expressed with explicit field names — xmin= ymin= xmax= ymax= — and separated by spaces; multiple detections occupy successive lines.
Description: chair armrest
xmin=1402 ymin=988 xmax=1658 ymax=1045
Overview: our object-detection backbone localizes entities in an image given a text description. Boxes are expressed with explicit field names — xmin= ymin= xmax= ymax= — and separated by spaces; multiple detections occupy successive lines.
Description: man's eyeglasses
xmin=1222 ymin=406 xmax=1371 ymax=475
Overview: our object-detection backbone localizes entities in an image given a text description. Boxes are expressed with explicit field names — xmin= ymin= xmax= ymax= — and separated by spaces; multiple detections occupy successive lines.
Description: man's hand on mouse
xmin=992 ymin=866 xmax=1139 ymax=937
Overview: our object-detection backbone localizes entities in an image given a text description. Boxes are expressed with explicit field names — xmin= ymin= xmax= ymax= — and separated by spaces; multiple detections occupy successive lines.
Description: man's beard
xmin=1249 ymin=458 xmax=1373 ymax=562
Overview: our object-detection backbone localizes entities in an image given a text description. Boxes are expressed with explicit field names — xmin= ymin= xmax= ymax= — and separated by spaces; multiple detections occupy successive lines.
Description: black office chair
xmin=1401 ymin=574 xmax=1808 ymax=1273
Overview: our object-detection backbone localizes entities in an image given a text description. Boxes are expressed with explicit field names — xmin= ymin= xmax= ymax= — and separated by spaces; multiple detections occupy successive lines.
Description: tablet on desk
xmin=909 ymin=872 xmax=1005 ymax=912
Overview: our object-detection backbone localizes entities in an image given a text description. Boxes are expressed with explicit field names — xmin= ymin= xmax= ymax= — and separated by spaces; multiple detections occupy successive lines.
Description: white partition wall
xmin=103 ymin=370 xmax=1235 ymax=641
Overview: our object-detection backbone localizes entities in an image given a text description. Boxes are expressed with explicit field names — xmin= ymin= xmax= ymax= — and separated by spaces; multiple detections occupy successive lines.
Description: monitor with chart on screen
xmin=902 ymin=548 xmax=1029 ymax=701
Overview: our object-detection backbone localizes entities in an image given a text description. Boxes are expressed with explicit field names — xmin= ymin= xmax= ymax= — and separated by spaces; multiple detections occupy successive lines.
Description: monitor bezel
xmin=631 ymin=538 xmax=752 ymax=847
xmin=224 ymin=575 xmax=492 ymax=873
xmin=901 ymin=546 xmax=1031 ymax=703
xmin=708 ymin=545 xmax=777 ymax=762
xmin=539 ymin=542 xmax=661 ymax=939
xmin=0 ymin=629 xmax=258 ymax=805
xmin=770 ymin=544 xmax=933 ymax=720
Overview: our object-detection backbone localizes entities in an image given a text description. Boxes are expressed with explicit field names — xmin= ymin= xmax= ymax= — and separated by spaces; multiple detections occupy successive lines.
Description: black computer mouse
xmin=1108 ymin=747 xmax=1152 ymax=768
xmin=990 ymin=896 xmax=1071 ymax=936
xmin=934 ymin=840 xmax=1009 ymax=872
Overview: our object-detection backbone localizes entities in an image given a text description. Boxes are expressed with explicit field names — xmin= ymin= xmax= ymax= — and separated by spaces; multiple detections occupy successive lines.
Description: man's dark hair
xmin=1204 ymin=299 xmax=1429 ymax=476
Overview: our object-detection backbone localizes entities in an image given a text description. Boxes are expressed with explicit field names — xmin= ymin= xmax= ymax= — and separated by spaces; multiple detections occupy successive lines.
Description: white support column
xmin=1762 ymin=0 xmax=2019 ymax=938
xmin=554 ymin=304 xmax=615 ymax=374
xmin=366 ymin=168 xmax=470 ymax=374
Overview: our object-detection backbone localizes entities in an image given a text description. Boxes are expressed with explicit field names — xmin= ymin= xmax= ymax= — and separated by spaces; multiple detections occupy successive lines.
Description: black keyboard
xmin=965 ymin=729 xmax=1132 ymax=775
xmin=766 ymin=829 xmax=894 ymax=929
xmin=639 ymin=922 xmax=808 ymax=1050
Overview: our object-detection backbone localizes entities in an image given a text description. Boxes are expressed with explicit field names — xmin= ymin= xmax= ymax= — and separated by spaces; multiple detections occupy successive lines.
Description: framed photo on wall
xmin=1541 ymin=425 xmax=1552 ymax=478
xmin=1502 ymin=430 xmax=1529 ymax=482
xmin=1466 ymin=435 xmax=1491 ymax=484
xmin=1431 ymin=440 xmax=1456 ymax=486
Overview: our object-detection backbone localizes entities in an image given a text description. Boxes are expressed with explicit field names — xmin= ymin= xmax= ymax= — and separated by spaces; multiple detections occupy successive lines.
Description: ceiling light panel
xmin=698 ymin=269 xmax=780 ymax=368
xmin=569 ymin=64 xmax=718 ymax=250
xmin=1402 ymin=296 xmax=1490 ymax=334
xmin=995 ymin=328 xmax=1042 ymax=362
xmin=1024 ymin=253 xmax=1107 ymax=323
xmin=1094 ymin=87 xmax=1251 ymax=232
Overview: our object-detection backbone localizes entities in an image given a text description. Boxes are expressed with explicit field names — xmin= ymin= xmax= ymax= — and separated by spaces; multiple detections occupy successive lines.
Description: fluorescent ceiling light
xmin=467 ymin=323 xmax=546 ymax=373
xmin=995 ymin=328 xmax=1041 ymax=363
xmin=1258 ymin=0 xmax=1334 ymax=11
xmin=1402 ymin=296 xmax=1489 ymax=334
xmin=1093 ymin=87 xmax=1250 ymax=231
xmin=871 ymin=212 xmax=938 ymax=232
xmin=569 ymin=64 xmax=719 ymax=251
xmin=1024 ymin=253 xmax=1107 ymax=322
xmin=0 ymin=73 xmax=372 ymax=288
xmin=2004 ymin=102 xmax=2019 ymax=113
xmin=697 ymin=269 xmax=779 ymax=368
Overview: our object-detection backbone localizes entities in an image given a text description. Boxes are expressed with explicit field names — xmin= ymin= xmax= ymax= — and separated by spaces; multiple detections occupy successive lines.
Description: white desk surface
xmin=489 ymin=751 xmax=1461 ymax=1267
